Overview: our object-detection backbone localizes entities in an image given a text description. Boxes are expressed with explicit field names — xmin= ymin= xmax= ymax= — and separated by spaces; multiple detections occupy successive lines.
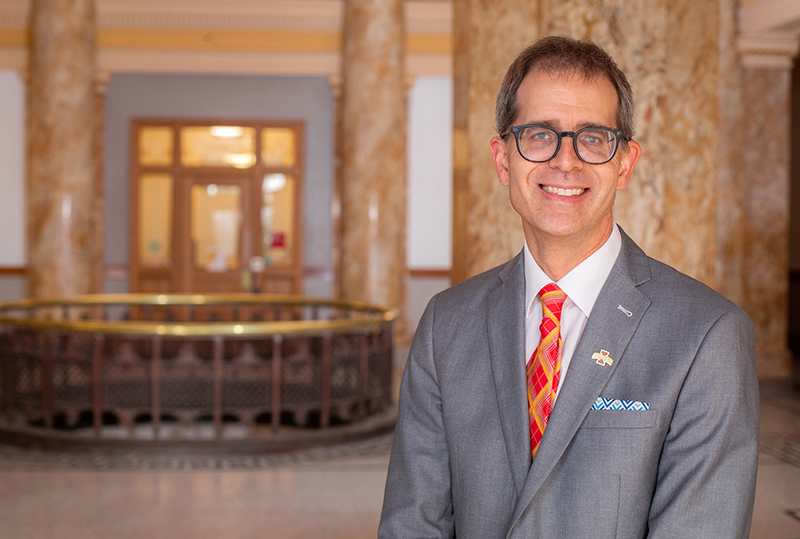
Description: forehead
xmin=515 ymin=68 xmax=619 ymax=128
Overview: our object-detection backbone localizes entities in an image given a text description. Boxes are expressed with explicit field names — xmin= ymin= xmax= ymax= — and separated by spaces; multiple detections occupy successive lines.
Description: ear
xmin=490 ymin=136 xmax=511 ymax=187
xmin=615 ymin=140 xmax=641 ymax=191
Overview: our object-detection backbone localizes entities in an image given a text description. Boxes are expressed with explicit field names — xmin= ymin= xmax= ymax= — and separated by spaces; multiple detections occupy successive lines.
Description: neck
xmin=525 ymin=225 xmax=614 ymax=281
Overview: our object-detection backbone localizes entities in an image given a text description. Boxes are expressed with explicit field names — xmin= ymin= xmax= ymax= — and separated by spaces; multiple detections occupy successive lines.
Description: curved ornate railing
xmin=0 ymin=294 xmax=395 ymax=452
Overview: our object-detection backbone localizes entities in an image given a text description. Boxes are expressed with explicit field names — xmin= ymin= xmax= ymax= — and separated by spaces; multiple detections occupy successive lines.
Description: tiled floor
xmin=0 ymin=383 xmax=797 ymax=538
xmin=752 ymin=384 xmax=800 ymax=539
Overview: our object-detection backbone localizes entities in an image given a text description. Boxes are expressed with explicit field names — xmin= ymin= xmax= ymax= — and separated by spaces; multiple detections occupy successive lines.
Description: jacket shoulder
xmin=643 ymin=257 xmax=750 ymax=324
xmin=433 ymin=254 xmax=522 ymax=312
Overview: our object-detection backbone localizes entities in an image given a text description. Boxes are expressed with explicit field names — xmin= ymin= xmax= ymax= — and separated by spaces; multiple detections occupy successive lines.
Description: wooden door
xmin=130 ymin=120 xmax=304 ymax=295
xmin=183 ymin=176 xmax=250 ymax=293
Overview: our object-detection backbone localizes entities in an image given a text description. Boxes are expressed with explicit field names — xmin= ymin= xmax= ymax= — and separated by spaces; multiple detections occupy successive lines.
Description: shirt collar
xmin=524 ymin=224 xmax=622 ymax=319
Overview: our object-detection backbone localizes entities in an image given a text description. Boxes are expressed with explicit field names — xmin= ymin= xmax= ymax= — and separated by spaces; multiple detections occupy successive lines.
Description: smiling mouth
xmin=541 ymin=185 xmax=586 ymax=197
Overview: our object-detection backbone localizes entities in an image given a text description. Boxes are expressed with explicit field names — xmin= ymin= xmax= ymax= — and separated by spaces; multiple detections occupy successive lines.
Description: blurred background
xmin=0 ymin=0 xmax=797 ymax=537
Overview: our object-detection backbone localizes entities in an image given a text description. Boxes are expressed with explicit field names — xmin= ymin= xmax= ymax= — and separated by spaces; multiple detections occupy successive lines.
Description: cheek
xmin=506 ymin=176 xmax=536 ymax=213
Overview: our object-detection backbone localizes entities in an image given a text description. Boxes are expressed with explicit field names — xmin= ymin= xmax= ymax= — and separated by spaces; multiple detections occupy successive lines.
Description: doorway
xmin=130 ymin=120 xmax=304 ymax=295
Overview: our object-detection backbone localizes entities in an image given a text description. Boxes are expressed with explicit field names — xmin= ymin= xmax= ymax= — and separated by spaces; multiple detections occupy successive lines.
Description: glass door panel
xmin=181 ymin=126 xmax=256 ymax=168
xmin=261 ymin=127 xmax=296 ymax=167
xmin=261 ymin=173 xmax=295 ymax=267
xmin=191 ymin=184 xmax=242 ymax=272
xmin=139 ymin=126 xmax=174 ymax=166
xmin=138 ymin=173 xmax=174 ymax=268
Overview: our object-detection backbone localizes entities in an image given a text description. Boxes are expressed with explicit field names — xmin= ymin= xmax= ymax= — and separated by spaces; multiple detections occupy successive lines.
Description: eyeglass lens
xmin=515 ymin=126 xmax=619 ymax=164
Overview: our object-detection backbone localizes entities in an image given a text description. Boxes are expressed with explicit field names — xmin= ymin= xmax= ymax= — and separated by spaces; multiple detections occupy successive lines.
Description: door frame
xmin=129 ymin=118 xmax=305 ymax=294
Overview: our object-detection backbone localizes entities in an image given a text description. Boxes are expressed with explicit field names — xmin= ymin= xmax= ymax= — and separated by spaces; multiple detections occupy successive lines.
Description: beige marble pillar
xmin=716 ymin=0 xmax=747 ymax=309
xmin=339 ymin=0 xmax=408 ymax=336
xmin=451 ymin=0 xmax=536 ymax=284
xmin=542 ymin=0 xmax=719 ymax=286
xmin=328 ymin=73 xmax=344 ymax=301
xmin=27 ymin=0 xmax=99 ymax=299
xmin=453 ymin=1 xmax=721 ymax=286
xmin=736 ymin=38 xmax=798 ymax=379
xmin=93 ymin=71 xmax=109 ymax=295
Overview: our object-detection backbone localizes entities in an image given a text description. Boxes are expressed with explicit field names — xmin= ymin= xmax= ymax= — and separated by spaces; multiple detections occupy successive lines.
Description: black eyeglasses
xmin=507 ymin=124 xmax=626 ymax=165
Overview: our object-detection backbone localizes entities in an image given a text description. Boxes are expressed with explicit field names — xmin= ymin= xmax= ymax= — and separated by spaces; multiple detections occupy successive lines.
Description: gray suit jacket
xmin=379 ymin=228 xmax=759 ymax=539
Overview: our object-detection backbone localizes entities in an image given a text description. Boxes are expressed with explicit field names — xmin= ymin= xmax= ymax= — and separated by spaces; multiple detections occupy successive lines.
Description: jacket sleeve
xmin=378 ymin=296 xmax=456 ymax=539
xmin=647 ymin=306 xmax=760 ymax=538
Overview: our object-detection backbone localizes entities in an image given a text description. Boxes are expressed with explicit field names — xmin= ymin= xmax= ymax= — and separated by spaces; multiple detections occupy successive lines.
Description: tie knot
xmin=538 ymin=283 xmax=567 ymax=321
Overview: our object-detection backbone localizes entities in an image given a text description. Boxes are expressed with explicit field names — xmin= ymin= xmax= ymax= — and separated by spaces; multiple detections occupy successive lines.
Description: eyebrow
xmin=526 ymin=119 xmax=613 ymax=130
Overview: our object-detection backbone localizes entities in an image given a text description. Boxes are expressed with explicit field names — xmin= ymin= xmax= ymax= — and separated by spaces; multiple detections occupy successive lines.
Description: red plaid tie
xmin=527 ymin=283 xmax=567 ymax=459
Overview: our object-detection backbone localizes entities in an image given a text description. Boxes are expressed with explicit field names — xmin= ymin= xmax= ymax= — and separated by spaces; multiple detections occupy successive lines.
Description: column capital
xmin=94 ymin=70 xmax=112 ymax=95
xmin=405 ymin=74 xmax=416 ymax=97
xmin=737 ymin=34 xmax=800 ymax=69
xmin=326 ymin=73 xmax=343 ymax=98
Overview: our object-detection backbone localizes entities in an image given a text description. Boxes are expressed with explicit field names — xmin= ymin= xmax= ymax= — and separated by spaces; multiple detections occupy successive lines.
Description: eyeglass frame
xmin=505 ymin=124 xmax=628 ymax=165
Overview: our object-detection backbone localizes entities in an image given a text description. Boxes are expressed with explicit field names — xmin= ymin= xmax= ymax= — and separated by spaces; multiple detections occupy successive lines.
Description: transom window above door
xmin=131 ymin=120 xmax=304 ymax=295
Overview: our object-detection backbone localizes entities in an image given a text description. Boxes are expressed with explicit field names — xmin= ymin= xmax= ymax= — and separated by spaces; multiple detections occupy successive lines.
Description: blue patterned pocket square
xmin=592 ymin=397 xmax=650 ymax=411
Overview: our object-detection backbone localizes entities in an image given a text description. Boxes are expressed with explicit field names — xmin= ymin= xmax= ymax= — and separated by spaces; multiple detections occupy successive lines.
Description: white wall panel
xmin=0 ymin=70 xmax=25 ymax=266
xmin=407 ymin=76 xmax=452 ymax=269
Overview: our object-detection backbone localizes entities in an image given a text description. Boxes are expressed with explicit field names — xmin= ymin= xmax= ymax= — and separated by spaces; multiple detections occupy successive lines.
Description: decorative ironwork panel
xmin=56 ymin=333 xmax=93 ymax=363
xmin=0 ymin=294 xmax=394 ymax=446
xmin=194 ymin=339 xmax=239 ymax=361
xmin=282 ymin=337 xmax=320 ymax=407
xmin=368 ymin=329 xmax=393 ymax=402
xmin=104 ymin=361 xmax=150 ymax=410
xmin=223 ymin=362 xmax=272 ymax=409
xmin=13 ymin=356 xmax=42 ymax=402
xmin=52 ymin=358 xmax=91 ymax=408
xmin=330 ymin=334 xmax=361 ymax=402
xmin=160 ymin=362 xmax=214 ymax=411
xmin=134 ymin=338 xmax=182 ymax=360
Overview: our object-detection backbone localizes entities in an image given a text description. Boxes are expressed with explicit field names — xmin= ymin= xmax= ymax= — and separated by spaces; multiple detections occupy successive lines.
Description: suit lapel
xmin=508 ymin=228 xmax=653 ymax=529
xmin=486 ymin=252 xmax=530 ymax=495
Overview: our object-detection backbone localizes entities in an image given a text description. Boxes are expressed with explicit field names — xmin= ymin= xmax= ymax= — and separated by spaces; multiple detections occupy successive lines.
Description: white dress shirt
xmin=524 ymin=225 xmax=622 ymax=401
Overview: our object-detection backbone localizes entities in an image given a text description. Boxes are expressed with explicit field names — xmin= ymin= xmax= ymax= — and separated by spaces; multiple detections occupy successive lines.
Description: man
xmin=378 ymin=36 xmax=759 ymax=539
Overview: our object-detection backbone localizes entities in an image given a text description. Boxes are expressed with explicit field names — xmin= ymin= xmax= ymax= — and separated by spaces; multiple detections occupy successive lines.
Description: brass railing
xmin=0 ymin=294 xmax=395 ymax=450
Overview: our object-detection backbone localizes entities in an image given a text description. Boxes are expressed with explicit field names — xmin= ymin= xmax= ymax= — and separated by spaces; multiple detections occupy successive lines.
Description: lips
xmin=540 ymin=185 xmax=586 ymax=197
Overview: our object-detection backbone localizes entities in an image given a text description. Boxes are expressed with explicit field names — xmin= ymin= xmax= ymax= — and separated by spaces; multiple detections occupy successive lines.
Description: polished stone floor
xmin=0 ymin=383 xmax=797 ymax=539
xmin=751 ymin=383 xmax=800 ymax=539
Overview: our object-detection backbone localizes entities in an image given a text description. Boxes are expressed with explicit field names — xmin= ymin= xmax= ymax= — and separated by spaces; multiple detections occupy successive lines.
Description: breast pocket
xmin=581 ymin=409 xmax=658 ymax=429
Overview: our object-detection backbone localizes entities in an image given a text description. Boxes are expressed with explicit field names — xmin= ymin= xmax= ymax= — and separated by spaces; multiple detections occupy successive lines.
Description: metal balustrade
xmin=0 ymin=294 xmax=395 ymax=452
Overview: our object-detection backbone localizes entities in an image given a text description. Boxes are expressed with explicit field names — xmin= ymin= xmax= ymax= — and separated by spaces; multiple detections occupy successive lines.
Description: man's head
xmin=495 ymin=36 xmax=635 ymax=147
xmin=489 ymin=36 xmax=641 ymax=278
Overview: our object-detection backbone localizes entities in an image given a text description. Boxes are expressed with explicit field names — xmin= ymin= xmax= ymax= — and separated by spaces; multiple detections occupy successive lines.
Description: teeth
xmin=542 ymin=186 xmax=586 ymax=197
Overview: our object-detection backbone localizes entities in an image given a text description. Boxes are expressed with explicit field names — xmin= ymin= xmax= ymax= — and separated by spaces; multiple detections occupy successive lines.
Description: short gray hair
xmin=496 ymin=36 xmax=635 ymax=147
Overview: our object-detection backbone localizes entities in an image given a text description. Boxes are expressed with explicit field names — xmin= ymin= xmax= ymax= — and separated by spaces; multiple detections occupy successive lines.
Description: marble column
xmin=328 ymin=73 xmax=343 ymax=301
xmin=716 ymin=0 xmax=747 ymax=309
xmin=339 ymin=0 xmax=408 ymax=336
xmin=93 ymin=71 xmax=109 ymax=295
xmin=736 ymin=37 xmax=799 ymax=379
xmin=453 ymin=1 xmax=721 ymax=286
xmin=451 ymin=0 xmax=536 ymax=284
xmin=541 ymin=0 xmax=719 ymax=286
xmin=27 ymin=0 xmax=99 ymax=299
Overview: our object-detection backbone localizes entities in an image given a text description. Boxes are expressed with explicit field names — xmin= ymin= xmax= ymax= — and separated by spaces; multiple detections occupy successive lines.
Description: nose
xmin=548 ymin=135 xmax=583 ymax=172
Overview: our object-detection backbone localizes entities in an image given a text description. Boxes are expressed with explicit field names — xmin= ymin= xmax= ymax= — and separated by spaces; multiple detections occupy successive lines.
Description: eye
xmin=578 ymin=129 xmax=610 ymax=147
xmin=521 ymin=127 xmax=556 ymax=145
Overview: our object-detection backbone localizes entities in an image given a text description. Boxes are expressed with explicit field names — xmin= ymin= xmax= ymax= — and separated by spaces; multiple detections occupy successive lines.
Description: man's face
xmin=491 ymin=69 xmax=641 ymax=252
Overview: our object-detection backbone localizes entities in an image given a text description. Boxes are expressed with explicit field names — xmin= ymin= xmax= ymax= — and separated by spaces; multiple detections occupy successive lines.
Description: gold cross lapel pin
xmin=592 ymin=349 xmax=614 ymax=367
